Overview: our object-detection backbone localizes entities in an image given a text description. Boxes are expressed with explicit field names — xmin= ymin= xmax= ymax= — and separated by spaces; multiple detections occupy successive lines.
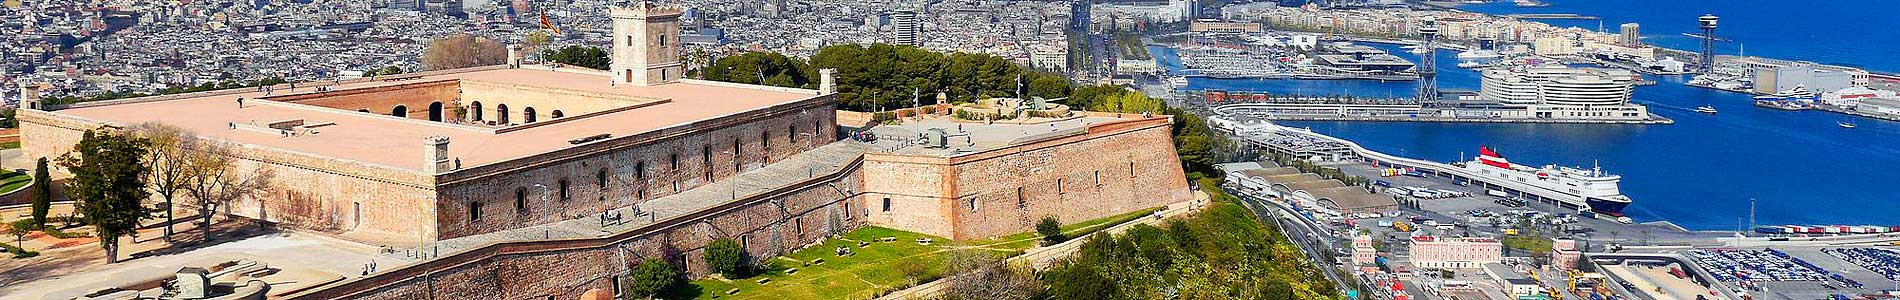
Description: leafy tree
xmin=60 ymin=129 xmax=155 ymax=264
xmin=623 ymin=259 xmax=679 ymax=299
xmin=30 ymin=157 xmax=51 ymax=229
xmin=0 ymin=108 xmax=16 ymax=128
xmin=181 ymin=139 xmax=274 ymax=241
xmin=131 ymin=123 xmax=195 ymax=243
xmin=1036 ymin=216 xmax=1066 ymax=245
xmin=1041 ymin=195 xmax=1344 ymax=300
xmin=703 ymin=238 xmax=748 ymax=278
xmin=703 ymin=52 xmax=810 ymax=88
xmin=523 ymin=30 xmax=553 ymax=57
xmin=6 ymin=220 xmax=29 ymax=248
xmin=421 ymin=34 xmax=507 ymax=70
xmin=1043 ymin=262 xmax=1115 ymax=300
xmin=543 ymin=45 xmax=610 ymax=70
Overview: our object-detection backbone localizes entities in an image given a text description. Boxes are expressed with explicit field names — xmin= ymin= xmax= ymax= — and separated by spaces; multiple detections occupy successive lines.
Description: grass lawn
xmin=964 ymin=206 xmax=1163 ymax=251
xmin=678 ymin=226 xmax=995 ymax=300
xmin=675 ymin=207 xmax=1161 ymax=300
xmin=0 ymin=171 xmax=29 ymax=195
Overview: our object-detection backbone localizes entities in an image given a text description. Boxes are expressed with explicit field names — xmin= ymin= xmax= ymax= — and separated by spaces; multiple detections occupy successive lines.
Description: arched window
xmin=497 ymin=104 xmax=511 ymax=124
xmin=788 ymin=124 xmax=797 ymax=142
xmin=669 ymin=153 xmax=679 ymax=171
xmin=732 ymin=138 xmax=742 ymax=172
xmin=551 ymin=110 xmax=565 ymax=118
xmin=523 ymin=107 xmax=538 ymax=123
xmin=701 ymin=145 xmax=712 ymax=181
xmin=392 ymin=105 xmax=408 ymax=118
xmin=469 ymin=101 xmax=483 ymax=121
xmin=428 ymin=101 xmax=444 ymax=122
xmin=358 ymin=109 xmax=370 ymax=113
xmin=558 ymin=178 xmax=570 ymax=202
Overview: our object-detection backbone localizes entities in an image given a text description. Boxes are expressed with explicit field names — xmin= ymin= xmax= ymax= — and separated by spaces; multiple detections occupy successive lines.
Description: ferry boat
xmin=1694 ymin=105 xmax=1718 ymax=114
xmin=1452 ymin=147 xmax=1634 ymax=220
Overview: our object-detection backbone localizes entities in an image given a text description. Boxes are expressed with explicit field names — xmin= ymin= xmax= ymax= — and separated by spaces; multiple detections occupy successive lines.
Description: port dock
xmin=1232 ymin=120 xmax=1622 ymax=213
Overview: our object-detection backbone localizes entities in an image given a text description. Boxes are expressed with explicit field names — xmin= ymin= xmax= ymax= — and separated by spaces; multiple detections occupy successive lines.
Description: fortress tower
xmin=610 ymin=1 xmax=683 ymax=86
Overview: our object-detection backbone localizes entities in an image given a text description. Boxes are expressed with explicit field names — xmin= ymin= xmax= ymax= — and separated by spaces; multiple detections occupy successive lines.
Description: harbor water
xmin=1154 ymin=22 xmax=1900 ymax=230
xmin=1458 ymin=0 xmax=1900 ymax=73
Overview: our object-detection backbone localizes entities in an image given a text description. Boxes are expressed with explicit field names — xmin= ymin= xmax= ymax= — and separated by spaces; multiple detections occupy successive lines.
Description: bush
xmin=623 ymin=259 xmax=680 ymax=299
xmin=0 ymin=242 xmax=37 ymax=259
xmin=704 ymin=238 xmax=749 ymax=278
xmin=871 ymin=111 xmax=898 ymax=123
xmin=1036 ymin=216 xmax=1066 ymax=245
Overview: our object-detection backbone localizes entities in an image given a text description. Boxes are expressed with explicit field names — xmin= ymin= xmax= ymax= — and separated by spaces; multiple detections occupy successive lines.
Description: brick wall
xmin=459 ymin=80 xmax=655 ymax=125
xmin=267 ymin=79 xmax=464 ymax=122
xmin=434 ymin=101 xmax=837 ymax=239
xmin=861 ymin=117 xmax=1191 ymax=240
xmin=290 ymin=156 xmax=867 ymax=300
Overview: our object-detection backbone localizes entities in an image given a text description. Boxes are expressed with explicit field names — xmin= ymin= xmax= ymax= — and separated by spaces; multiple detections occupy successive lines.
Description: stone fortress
xmin=18 ymin=2 xmax=1189 ymax=299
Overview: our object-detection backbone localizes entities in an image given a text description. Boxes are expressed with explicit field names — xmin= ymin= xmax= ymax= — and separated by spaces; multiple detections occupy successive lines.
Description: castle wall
xmin=458 ymin=80 xmax=652 ymax=125
xmin=861 ymin=117 xmax=1191 ymax=240
xmin=433 ymin=99 xmax=837 ymax=239
xmin=266 ymin=79 xmax=464 ymax=122
xmin=18 ymin=109 xmax=442 ymax=241
xmin=289 ymin=156 xmax=867 ymax=300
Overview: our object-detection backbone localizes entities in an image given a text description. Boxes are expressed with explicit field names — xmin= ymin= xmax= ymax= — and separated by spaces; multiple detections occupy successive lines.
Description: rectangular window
xmin=626 ymin=36 xmax=633 ymax=47
xmin=1017 ymin=187 xmax=1027 ymax=209
xmin=658 ymin=35 xmax=667 ymax=47
xmin=882 ymin=198 xmax=892 ymax=212
xmin=469 ymin=201 xmax=482 ymax=221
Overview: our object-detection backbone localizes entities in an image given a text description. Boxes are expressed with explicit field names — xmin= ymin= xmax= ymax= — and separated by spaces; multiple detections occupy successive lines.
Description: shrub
xmin=704 ymin=238 xmax=749 ymax=278
xmin=1036 ymin=216 xmax=1066 ymax=245
xmin=623 ymin=259 xmax=680 ymax=299
xmin=871 ymin=112 xmax=898 ymax=123
xmin=0 ymin=242 xmax=37 ymax=259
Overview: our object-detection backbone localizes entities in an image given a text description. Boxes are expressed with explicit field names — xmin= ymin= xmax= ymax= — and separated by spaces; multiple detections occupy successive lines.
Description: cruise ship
xmin=1454 ymin=147 xmax=1634 ymax=219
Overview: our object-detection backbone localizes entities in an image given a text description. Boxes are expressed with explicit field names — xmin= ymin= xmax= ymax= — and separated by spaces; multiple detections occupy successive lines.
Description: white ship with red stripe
xmin=1459 ymin=147 xmax=1633 ymax=217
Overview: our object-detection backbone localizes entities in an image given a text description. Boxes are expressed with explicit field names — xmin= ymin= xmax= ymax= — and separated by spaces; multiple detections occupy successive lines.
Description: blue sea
xmin=1156 ymin=0 xmax=1900 ymax=230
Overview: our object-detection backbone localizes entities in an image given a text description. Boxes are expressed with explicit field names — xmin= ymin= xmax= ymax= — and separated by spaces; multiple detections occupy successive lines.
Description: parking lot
xmin=1326 ymin=161 xmax=1727 ymax=250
